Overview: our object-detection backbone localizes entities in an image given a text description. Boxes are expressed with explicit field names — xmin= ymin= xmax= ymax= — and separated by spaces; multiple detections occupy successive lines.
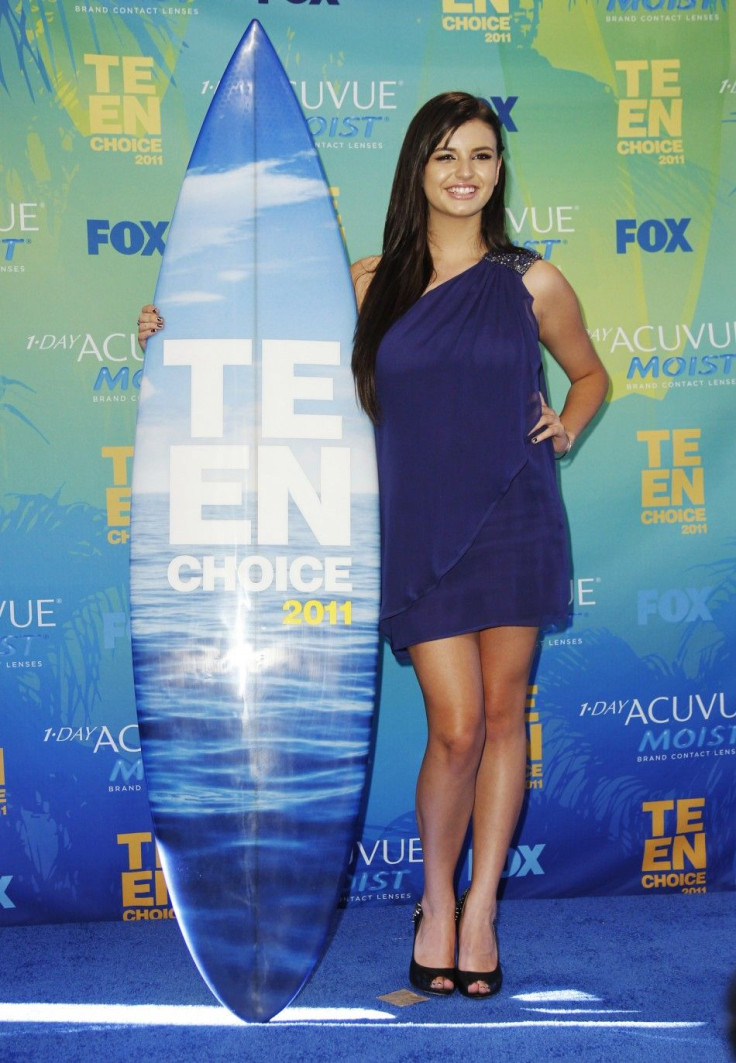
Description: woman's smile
xmin=444 ymin=183 xmax=480 ymax=199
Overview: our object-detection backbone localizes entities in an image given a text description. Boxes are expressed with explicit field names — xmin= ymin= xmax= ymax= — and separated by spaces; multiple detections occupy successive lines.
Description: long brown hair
xmin=352 ymin=92 xmax=516 ymax=423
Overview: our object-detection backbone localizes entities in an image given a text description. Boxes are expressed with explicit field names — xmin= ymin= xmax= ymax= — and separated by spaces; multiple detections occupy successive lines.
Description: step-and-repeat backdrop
xmin=1 ymin=1 xmax=733 ymax=925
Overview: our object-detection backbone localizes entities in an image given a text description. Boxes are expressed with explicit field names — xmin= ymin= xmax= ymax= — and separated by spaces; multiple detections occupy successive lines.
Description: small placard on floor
xmin=378 ymin=989 xmax=429 ymax=1007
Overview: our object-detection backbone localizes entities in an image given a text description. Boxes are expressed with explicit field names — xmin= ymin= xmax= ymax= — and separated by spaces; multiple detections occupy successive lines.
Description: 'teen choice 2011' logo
xmin=84 ymin=54 xmax=163 ymax=162
xmin=637 ymin=428 xmax=707 ymax=532
xmin=641 ymin=797 xmax=707 ymax=893
xmin=117 ymin=832 xmax=175 ymax=922
xmin=440 ymin=0 xmax=512 ymax=44
xmin=0 ymin=747 xmax=6 ymax=818
xmin=526 ymin=684 xmax=543 ymax=791
xmin=615 ymin=59 xmax=684 ymax=163
xmin=102 ymin=445 xmax=134 ymax=546
xmin=165 ymin=339 xmax=353 ymax=598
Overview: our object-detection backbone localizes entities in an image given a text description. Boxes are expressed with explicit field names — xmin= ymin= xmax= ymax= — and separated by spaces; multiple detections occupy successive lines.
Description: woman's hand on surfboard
xmin=137 ymin=304 xmax=164 ymax=351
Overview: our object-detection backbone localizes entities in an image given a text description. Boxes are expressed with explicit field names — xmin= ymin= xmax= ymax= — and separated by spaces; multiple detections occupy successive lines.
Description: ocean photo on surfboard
xmin=129 ymin=21 xmax=380 ymax=1021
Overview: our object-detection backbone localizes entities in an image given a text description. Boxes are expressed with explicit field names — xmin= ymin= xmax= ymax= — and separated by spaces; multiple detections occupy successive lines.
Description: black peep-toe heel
xmin=409 ymin=901 xmax=456 ymax=996
xmin=454 ymin=888 xmax=502 ymax=999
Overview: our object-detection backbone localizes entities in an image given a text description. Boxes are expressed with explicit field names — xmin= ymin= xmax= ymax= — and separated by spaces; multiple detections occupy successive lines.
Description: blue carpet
xmin=0 ymin=893 xmax=733 ymax=1062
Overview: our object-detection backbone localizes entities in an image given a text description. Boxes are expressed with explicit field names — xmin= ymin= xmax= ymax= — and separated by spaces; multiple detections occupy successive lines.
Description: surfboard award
xmin=129 ymin=19 xmax=380 ymax=1022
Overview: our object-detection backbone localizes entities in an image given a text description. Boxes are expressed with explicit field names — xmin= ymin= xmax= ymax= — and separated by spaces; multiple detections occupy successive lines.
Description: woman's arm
xmin=523 ymin=260 xmax=609 ymax=455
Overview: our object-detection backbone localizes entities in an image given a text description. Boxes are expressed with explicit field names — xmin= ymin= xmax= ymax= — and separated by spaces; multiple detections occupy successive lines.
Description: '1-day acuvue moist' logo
xmin=1 ymin=201 xmax=45 ymax=274
xmin=579 ymin=690 xmax=736 ymax=761
xmin=585 ymin=320 xmax=736 ymax=393
xmin=286 ymin=79 xmax=399 ymax=151
xmin=1 ymin=597 xmax=57 ymax=671
xmin=607 ymin=0 xmax=724 ymax=22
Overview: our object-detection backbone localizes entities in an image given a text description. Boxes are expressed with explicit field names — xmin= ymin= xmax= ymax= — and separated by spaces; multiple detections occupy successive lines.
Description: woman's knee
xmin=482 ymin=684 xmax=527 ymax=740
xmin=478 ymin=630 xmax=538 ymax=741
xmin=427 ymin=711 xmax=485 ymax=765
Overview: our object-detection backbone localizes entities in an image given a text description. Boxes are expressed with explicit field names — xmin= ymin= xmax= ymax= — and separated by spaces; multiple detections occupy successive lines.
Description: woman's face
xmin=422 ymin=118 xmax=502 ymax=224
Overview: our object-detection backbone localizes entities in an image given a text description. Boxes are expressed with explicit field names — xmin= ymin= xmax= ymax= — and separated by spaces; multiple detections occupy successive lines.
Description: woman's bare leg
xmin=456 ymin=625 xmax=539 ymax=994
xmin=409 ymin=633 xmax=486 ymax=991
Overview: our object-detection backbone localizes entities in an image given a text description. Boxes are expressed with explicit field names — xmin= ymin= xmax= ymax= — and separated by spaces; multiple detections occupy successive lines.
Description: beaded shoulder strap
xmin=484 ymin=247 xmax=541 ymax=276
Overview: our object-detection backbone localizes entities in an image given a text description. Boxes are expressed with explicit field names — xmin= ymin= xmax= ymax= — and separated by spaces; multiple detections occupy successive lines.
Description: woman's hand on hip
xmin=529 ymin=394 xmax=575 ymax=456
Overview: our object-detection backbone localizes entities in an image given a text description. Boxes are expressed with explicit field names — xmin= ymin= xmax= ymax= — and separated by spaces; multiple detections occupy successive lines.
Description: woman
xmin=138 ymin=90 xmax=608 ymax=1000
xmin=350 ymin=92 xmax=608 ymax=998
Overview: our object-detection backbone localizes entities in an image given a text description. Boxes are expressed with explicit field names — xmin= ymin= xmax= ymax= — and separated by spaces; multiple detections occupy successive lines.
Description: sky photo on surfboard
xmin=134 ymin=19 xmax=378 ymax=500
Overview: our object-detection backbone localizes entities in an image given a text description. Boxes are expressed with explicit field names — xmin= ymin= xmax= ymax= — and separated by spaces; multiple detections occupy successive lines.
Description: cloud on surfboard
xmin=164 ymin=155 xmax=327 ymax=262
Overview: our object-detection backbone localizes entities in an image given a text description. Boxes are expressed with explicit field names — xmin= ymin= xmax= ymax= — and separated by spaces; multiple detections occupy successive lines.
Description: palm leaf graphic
xmin=536 ymin=621 xmax=735 ymax=892
xmin=0 ymin=1 xmax=191 ymax=228
xmin=0 ymin=491 xmax=129 ymax=915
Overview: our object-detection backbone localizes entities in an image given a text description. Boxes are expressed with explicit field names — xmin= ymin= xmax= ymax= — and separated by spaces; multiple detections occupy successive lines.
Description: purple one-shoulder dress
xmin=374 ymin=248 xmax=571 ymax=660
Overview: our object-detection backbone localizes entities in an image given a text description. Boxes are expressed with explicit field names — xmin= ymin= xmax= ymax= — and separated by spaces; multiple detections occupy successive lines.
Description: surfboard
xmin=129 ymin=19 xmax=380 ymax=1023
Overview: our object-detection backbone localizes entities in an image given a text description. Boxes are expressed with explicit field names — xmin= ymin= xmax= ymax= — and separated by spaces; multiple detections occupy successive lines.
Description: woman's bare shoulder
xmin=350 ymin=254 xmax=381 ymax=308
xmin=521 ymin=256 xmax=569 ymax=299
xmin=350 ymin=254 xmax=381 ymax=279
